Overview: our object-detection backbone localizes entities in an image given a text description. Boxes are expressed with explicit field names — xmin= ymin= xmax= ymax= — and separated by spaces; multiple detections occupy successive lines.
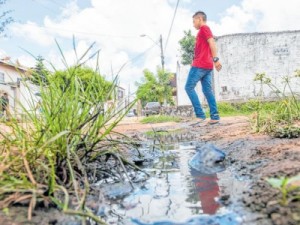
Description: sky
xmin=1 ymin=0 xmax=300 ymax=93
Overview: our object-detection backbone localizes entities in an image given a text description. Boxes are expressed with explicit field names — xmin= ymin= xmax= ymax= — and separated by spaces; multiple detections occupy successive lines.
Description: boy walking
xmin=185 ymin=11 xmax=222 ymax=125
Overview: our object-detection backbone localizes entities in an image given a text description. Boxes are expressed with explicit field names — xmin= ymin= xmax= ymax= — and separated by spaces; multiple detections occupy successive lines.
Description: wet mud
xmin=117 ymin=116 xmax=300 ymax=225
xmin=1 ymin=116 xmax=299 ymax=225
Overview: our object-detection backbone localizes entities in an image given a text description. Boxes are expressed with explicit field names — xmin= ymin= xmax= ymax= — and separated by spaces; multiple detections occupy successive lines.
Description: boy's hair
xmin=193 ymin=11 xmax=207 ymax=21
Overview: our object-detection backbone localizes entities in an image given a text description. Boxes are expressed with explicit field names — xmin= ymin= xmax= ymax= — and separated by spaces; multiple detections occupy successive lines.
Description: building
xmin=0 ymin=58 xmax=39 ymax=117
xmin=176 ymin=30 xmax=300 ymax=105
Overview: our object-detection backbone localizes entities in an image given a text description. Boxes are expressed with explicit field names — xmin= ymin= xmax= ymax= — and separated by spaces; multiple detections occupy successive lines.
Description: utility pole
xmin=159 ymin=34 xmax=165 ymax=71
xmin=141 ymin=34 xmax=165 ymax=70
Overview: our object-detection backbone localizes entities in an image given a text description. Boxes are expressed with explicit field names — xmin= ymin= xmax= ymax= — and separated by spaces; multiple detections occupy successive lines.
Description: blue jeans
xmin=185 ymin=67 xmax=220 ymax=120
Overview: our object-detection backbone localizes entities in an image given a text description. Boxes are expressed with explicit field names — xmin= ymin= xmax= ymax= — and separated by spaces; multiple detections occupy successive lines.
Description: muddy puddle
xmin=95 ymin=133 xmax=254 ymax=225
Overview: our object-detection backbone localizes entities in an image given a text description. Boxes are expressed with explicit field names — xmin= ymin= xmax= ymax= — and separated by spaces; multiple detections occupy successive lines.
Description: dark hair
xmin=193 ymin=11 xmax=207 ymax=21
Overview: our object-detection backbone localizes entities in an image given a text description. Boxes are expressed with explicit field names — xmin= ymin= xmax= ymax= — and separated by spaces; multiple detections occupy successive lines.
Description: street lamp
xmin=140 ymin=34 xmax=165 ymax=70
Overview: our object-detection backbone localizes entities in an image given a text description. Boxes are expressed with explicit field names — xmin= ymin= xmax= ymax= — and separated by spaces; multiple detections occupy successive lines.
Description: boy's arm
xmin=208 ymin=38 xmax=222 ymax=72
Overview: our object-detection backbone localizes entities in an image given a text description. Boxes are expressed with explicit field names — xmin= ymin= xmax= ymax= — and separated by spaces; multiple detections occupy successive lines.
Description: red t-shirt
xmin=192 ymin=25 xmax=213 ymax=69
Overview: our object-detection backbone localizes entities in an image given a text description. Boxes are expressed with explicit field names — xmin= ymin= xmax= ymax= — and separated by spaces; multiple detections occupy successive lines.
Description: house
xmin=176 ymin=30 xmax=300 ymax=106
xmin=105 ymin=85 xmax=127 ymax=114
xmin=0 ymin=57 xmax=39 ymax=117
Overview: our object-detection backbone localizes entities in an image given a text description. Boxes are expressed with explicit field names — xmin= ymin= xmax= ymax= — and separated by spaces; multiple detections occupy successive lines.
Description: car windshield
xmin=146 ymin=102 xmax=159 ymax=107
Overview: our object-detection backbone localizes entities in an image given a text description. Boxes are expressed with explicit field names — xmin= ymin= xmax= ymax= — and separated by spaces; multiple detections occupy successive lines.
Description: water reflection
xmin=190 ymin=170 xmax=220 ymax=215
xmin=101 ymin=143 xmax=227 ymax=225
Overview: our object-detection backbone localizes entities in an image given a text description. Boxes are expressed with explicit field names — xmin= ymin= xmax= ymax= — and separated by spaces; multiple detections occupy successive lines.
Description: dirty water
xmin=95 ymin=138 xmax=249 ymax=225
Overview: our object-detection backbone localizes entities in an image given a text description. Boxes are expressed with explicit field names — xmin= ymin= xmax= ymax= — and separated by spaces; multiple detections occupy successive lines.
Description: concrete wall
xmin=161 ymin=105 xmax=194 ymax=117
xmin=176 ymin=64 xmax=207 ymax=106
xmin=176 ymin=30 xmax=300 ymax=105
xmin=215 ymin=30 xmax=300 ymax=102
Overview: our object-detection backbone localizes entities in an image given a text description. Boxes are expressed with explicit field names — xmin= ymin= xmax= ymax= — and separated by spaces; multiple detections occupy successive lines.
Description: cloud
xmin=11 ymin=0 xmax=300 ymax=92
xmin=17 ymin=55 xmax=36 ymax=68
xmin=33 ymin=0 xmax=192 ymax=86
xmin=10 ymin=21 xmax=55 ymax=46
xmin=210 ymin=0 xmax=300 ymax=36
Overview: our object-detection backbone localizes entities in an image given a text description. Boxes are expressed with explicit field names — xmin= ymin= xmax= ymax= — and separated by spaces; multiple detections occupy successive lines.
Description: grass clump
xmin=0 ymin=41 xmax=137 ymax=224
xmin=140 ymin=115 xmax=181 ymax=124
xmin=216 ymin=101 xmax=280 ymax=117
xmin=252 ymin=72 xmax=300 ymax=137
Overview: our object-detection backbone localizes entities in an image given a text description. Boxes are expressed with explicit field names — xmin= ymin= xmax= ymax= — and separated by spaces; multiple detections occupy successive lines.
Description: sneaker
xmin=208 ymin=119 xmax=220 ymax=125
xmin=189 ymin=118 xmax=206 ymax=127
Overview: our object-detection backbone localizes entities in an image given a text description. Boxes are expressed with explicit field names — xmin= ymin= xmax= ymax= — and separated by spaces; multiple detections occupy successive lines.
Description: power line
xmin=116 ymin=43 xmax=157 ymax=75
xmin=164 ymin=0 xmax=180 ymax=52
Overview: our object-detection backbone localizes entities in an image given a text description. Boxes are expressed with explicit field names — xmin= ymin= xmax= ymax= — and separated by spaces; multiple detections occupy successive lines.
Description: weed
xmin=266 ymin=174 xmax=300 ymax=206
xmin=252 ymin=72 xmax=300 ymax=136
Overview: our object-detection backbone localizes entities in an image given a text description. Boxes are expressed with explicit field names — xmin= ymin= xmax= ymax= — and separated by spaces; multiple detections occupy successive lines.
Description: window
xmin=0 ymin=72 xmax=4 ymax=83
xmin=221 ymin=86 xmax=228 ymax=92
xmin=118 ymin=90 xmax=123 ymax=99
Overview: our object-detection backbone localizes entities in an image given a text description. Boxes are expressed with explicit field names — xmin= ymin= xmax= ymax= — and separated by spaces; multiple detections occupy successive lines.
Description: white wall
xmin=176 ymin=64 xmax=206 ymax=106
xmin=215 ymin=30 xmax=300 ymax=102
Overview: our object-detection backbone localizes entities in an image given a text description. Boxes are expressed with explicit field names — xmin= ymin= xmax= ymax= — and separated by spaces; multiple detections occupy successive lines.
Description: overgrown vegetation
xmin=0 ymin=42 xmax=137 ymax=223
xmin=216 ymin=100 xmax=278 ymax=117
xmin=252 ymin=71 xmax=300 ymax=137
xmin=29 ymin=55 xmax=51 ymax=85
xmin=141 ymin=115 xmax=181 ymax=124
xmin=178 ymin=30 xmax=195 ymax=65
xmin=136 ymin=67 xmax=175 ymax=106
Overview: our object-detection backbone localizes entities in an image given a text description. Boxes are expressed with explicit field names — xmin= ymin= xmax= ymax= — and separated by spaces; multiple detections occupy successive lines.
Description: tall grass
xmin=252 ymin=72 xmax=300 ymax=137
xmin=0 ymin=42 xmax=136 ymax=223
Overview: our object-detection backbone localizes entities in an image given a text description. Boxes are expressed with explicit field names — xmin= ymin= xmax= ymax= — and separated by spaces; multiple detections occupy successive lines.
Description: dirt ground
xmin=114 ymin=116 xmax=300 ymax=225
xmin=0 ymin=116 xmax=299 ymax=225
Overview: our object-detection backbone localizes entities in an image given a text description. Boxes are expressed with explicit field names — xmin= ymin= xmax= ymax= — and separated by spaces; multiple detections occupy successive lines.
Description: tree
xmin=178 ymin=30 xmax=195 ymax=65
xmin=30 ymin=55 xmax=51 ymax=85
xmin=136 ymin=67 xmax=174 ymax=106
xmin=50 ymin=66 xmax=112 ymax=103
xmin=0 ymin=0 xmax=13 ymax=36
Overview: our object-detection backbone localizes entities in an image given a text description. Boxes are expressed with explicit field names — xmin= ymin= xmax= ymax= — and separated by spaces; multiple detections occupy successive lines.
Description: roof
xmin=0 ymin=59 xmax=29 ymax=73
xmin=215 ymin=29 xmax=300 ymax=40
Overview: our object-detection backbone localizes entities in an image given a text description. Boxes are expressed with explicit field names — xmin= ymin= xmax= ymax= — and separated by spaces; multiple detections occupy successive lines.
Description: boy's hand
xmin=214 ymin=61 xmax=222 ymax=71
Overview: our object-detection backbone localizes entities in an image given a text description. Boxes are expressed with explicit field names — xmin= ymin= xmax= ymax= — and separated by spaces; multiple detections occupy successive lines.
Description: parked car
xmin=126 ymin=109 xmax=136 ymax=117
xmin=143 ymin=102 xmax=161 ymax=116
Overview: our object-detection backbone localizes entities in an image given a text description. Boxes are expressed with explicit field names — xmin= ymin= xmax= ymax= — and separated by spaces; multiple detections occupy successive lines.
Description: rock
xmin=292 ymin=213 xmax=300 ymax=221
xmin=271 ymin=213 xmax=282 ymax=221
xmin=100 ymin=182 xmax=133 ymax=199
xmin=188 ymin=143 xmax=226 ymax=174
